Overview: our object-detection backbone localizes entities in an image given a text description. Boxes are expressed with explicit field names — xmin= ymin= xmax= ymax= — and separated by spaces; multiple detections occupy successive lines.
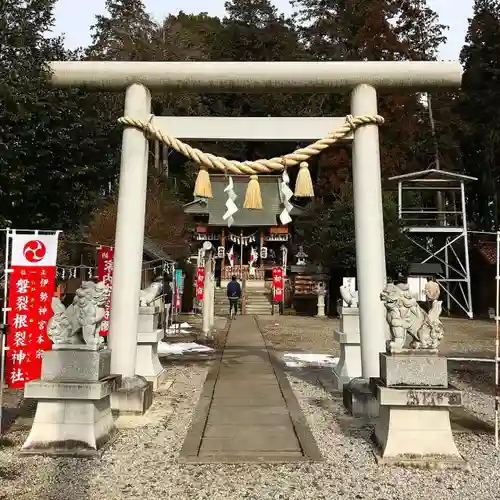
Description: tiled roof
xmin=143 ymin=236 xmax=174 ymax=262
xmin=184 ymin=175 xmax=302 ymax=227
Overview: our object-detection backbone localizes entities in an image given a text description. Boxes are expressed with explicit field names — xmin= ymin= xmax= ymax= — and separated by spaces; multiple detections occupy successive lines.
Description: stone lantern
xmin=311 ymin=265 xmax=328 ymax=318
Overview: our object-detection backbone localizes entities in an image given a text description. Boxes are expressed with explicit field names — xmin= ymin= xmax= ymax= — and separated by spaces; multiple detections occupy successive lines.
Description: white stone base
xmin=135 ymin=329 xmax=164 ymax=390
xmin=374 ymin=386 xmax=465 ymax=466
xmin=332 ymin=330 xmax=361 ymax=390
xmin=21 ymin=376 xmax=120 ymax=456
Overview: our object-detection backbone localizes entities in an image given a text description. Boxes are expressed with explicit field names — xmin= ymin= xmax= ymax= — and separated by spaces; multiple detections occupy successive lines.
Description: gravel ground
xmin=0 ymin=316 xmax=499 ymax=500
xmin=439 ymin=317 xmax=497 ymax=358
xmin=258 ymin=316 xmax=338 ymax=356
xmin=285 ymin=367 xmax=500 ymax=500
xmin=258 ymin=315 xmax=498 ymax=359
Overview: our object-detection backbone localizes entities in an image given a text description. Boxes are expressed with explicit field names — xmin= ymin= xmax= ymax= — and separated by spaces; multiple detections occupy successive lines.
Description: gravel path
xmin=1 ymin=315 xmax=499 ymax=499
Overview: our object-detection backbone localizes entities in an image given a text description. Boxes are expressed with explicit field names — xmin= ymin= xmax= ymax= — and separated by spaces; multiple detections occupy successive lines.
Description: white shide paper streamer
xmin=223 ymin=176 xmax=238 ymax=227
xmin=279 ymin=170 xmax=294 ymax=225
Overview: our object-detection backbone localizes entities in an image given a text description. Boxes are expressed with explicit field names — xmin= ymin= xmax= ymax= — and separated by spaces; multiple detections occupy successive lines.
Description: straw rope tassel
xmin=294 ymin=162 xmax=314 ymax=197
xmin=193 ymin=167 xmax=212 ymax=198
xmin=244 ymin=175 xmax=262 ymax=210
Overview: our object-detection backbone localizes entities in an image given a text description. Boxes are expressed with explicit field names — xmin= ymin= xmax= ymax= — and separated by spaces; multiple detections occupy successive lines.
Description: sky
xmin=51 ymin=0 xmax=473 ymax=60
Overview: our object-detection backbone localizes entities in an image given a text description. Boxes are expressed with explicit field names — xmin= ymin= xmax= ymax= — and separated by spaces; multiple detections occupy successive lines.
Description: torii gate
xmin=49 ymin=61 xmax=462 ymax=413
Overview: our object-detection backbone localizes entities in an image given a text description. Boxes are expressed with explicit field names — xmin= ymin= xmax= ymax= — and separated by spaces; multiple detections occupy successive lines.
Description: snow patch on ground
xmin=165 ymin=322 xmax=194 ymax=335
xmin=158 ymin=341 xmax=214 ymax=356
xmin=166 ymin=328 xmax=190 ymax=334
xmin=283 ymin=352 xmax=339 ymax=368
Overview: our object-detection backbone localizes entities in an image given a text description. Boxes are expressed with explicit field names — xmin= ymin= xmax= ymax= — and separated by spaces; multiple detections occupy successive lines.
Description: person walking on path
xmin=227 ymin=275 xmax=242 ymax=318
xmin=214 ymin=260 xmax=221 ymax=288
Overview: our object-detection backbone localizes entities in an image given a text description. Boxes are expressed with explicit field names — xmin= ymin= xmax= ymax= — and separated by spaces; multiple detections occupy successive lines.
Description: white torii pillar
xmin=108 ymin=83 xmax=152 ymax=414
xmin=351 ymin=84 xmax=387 ymax=379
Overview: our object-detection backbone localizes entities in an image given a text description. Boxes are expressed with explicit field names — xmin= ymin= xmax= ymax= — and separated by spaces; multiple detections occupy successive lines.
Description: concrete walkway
xmin=180 ymin=316 xmax=322 ymax=463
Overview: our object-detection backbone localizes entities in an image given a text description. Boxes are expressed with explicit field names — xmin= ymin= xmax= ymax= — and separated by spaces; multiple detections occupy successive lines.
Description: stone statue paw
xmin=410 ymin=340 xmax=421 ymax=349
xmin=388 ymin=339 xmax=405 ymax=352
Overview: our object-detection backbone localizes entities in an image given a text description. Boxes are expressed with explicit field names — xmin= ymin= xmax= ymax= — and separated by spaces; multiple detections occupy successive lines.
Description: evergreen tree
xmin=295 ymin=183 xmax=418 ymax=272
xmin=0 ymin=0 xmax=117 ymax=230
xmin=394 ymin=0 xmax=447 ymax=60
xmin=289 ymin=0 xmax=448 ymax=267
xmin=291 ymin=0 xmax=446 ymax=61
xmin=457 ymin=0 xmax=500 ymax=229
xmin=288 ymin=0 xmax=449 ymax=181
xmin=223 ymin=0 xmax=299 ymax=61
xmin=87 ymin=0 xmax=156 ymax=60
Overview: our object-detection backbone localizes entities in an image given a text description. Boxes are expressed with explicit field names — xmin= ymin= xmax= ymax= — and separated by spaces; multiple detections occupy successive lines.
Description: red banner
xmin=6 ymin=267 xmax=56 ymax=387
xmin=196 ymin=267 xmax=205 ymax=301
xmin=6 ymin=232 xmax=59 ymax=388
xmin=97 ymin=247 xmax=114 ymax=336
xmin=272 ymin=267 xmax=284 ymax=303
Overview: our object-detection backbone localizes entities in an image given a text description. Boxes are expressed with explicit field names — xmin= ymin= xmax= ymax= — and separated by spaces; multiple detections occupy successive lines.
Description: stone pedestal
xmin=135 ymin=307 xmax=168 ymax=391
xmin=138 ymin=305 xmax=161 ymax=332
xmin=373 ymin=351 xmax=465 ymax=467
xmin=110 ymin=375 xmax=153 ymax=415
xmin=333 ymin=330 xmax=361 ymax=390
xmin=21 ymin=345 xmax=120 ymax=457
xmin=333 ymin=306 xmax=361 ymax=390
xmin=343 ymin=378 xmax=379 ymax=418
xmin=339 ymin=305 xmax=359 ymax=336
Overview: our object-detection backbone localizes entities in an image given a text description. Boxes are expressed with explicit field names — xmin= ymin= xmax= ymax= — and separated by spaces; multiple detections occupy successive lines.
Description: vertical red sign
xmin=272 ymin=266 xmax=284 ymax=303
xmin=196 ymin=267 xmax=205 ymax=301
xmin=97 ymin=247 xmax=114 ymax=336
xmin=6 ymin=232 xmax=59 ymax=388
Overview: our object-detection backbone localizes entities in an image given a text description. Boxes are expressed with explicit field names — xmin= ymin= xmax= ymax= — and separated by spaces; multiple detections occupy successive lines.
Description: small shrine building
xmin=184 ymin=175 xmax=304 ymax=284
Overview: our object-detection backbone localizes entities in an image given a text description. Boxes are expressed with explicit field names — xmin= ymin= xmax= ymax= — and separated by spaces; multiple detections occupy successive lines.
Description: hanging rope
xmin=118 ymin=114 xmax=384 ymax=175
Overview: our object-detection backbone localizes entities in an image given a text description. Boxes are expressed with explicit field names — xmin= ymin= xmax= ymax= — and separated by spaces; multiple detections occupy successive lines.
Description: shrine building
xmin=184 ymin=175 xmax=304 ymax=285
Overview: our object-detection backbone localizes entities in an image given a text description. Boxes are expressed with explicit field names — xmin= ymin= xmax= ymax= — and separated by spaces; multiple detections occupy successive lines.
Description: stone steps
xmin=214 ymin=288 xmax=272 ymax=315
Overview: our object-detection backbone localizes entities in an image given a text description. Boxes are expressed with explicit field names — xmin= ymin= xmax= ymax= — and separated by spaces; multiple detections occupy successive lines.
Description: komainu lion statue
xmin=380 ymin=283 xmax=443 ymax=352
xmin=47 ymin=281 xmax=110 ymax=348
xmin=139 ymin=276 xmax=163 ymax=307
xmin=339 ymin=285 xmax=358 ymax=307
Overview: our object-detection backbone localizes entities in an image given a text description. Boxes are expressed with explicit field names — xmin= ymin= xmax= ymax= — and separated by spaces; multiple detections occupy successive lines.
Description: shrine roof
xmin=143 ymin=236 xmax=174 ymax=262
xmin=387 ymin=169 xmax=477 ymax=187
xmin=184 ymin=175 xmax=303 ymax=226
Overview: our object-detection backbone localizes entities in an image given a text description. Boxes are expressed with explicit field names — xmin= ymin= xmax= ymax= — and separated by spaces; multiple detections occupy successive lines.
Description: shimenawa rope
xmin=118 ymin=114 xmax=384 ymax=174
xmin=117 ymin=113 xmax=384 ymax=207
